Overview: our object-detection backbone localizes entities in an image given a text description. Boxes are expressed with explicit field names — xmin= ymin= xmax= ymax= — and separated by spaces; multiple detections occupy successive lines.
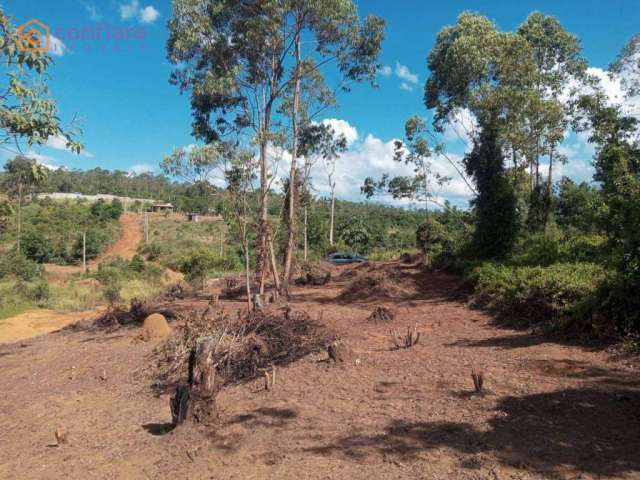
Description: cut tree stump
xmin=170 ymin=337 xmax=218 ymax=427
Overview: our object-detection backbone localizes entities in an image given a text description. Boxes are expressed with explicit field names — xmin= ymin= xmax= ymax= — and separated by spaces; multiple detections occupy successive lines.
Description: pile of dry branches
xmin=154 ymin=303 xmax=330 ymax=388
xmin=294 ymin=262 xmax=331 ymax=286
xmin=338 ymin=270 xmax=408 ymax=302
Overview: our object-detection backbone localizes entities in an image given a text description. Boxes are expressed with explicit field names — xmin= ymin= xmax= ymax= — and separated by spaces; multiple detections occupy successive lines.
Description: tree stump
xmin=328 ymin=340 xmax=348 ymax=363
xmin=170 ymin=337 xmax=218 ymax=427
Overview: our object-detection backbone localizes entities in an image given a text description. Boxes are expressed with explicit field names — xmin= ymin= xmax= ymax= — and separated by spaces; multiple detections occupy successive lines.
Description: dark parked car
xmin=326 ymin=252 xmax=368 ymax=265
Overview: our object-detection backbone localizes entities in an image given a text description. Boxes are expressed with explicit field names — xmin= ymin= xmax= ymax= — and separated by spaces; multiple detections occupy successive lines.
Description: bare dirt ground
xmin=1 ymin=261 xmax=639 ymax=480
xmin=0 ymin=308 xmax=103 ymax=344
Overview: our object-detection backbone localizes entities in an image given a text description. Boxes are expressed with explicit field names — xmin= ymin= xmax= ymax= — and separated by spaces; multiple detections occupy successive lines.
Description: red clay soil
xmin=1 ymin=263 xmax=639 ymax=479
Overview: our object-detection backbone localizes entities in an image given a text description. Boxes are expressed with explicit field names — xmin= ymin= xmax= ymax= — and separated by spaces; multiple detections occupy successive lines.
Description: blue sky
xmin=2 ymin=0 xmax=639 ymax=206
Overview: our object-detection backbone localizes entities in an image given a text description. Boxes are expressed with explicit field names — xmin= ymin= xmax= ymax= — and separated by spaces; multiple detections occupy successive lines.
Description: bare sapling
xmin=471 ymin=369 xmax=484 ymax=393
xmin=390 ymin=324 xmax=420 ymax=349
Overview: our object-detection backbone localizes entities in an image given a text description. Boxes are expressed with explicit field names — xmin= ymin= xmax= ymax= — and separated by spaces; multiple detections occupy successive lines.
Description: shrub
xmin=103 ymin=284 xmax=122 ymax=307
xmin=0 ymin=250 xmax=43 ymax=281
xmin=90 ymin=199 xmax=123 ymax=221
xmin=92 ymin=256 xmax=162 ymax=286
xmin=130 ymin=254 xmax=146 ymax=272
xmin=71 ymin=228 xmax=110 ymax=262
xmin=583 ymin=273 xmax=640 ymax=337
xmin=139 ymin=242 xmax=163 ymax=261
xmin=23 ymin=279 xmax=50 ymax=304
xmin=21 ymin=230 xmax=54 ymax=263
xmin=468 ymin=261 xmax=612 ymax=331
xmin=93 ymin=256 xmax=131 ymax=285
xmin=179 ymin=249 xmax=228 ymax=286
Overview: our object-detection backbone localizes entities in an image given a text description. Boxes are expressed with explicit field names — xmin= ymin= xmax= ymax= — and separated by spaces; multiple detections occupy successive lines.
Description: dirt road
xmin=0 ymin=263 xmax=638 ymax=479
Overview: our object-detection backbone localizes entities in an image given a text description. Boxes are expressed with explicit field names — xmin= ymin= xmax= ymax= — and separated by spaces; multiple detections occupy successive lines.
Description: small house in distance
xmin=186 ymin=212 xmax=200 ymax=222
xmin=150 ymin=202 xmax=174 ymax=213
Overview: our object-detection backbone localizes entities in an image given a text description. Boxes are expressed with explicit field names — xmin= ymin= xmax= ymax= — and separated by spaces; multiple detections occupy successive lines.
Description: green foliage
xmin=0 ymin=8 xmax=83 ymax=152
xmin=179 ymin=249 xmax=239 ymax=286
xmin=90 ymin=199 xmax=123 ymax=221
xmin=556 ymin=177 xmax=607 ymax=232
xmin=0 ymin=250 xmax=42 ymax=281
xmin=71 ymin=228 xmax=112 ymax=262
xmin=469 ymin=261 xmax=611 ymax=330
xmin=337 ymin=217 xmax=372 ymax=254
xmin=416 ymin=218 xmax=447 ymax=263
xmin=130 ymin=254 xmax=146 ymax=272
xmin=103 ymin=284 xmax=122 ymax=307
xmin=2 ymin=200 xmax=121 ymax=264
xmin=138 ymin=218 xmax=242 ymax=273
xmin=161 ymin=144 xmax=226 ymax=184
xmin=1 ymin=156 xmax=49 ymax=198
xmin=92 ymin=256 xmax=162 ymax=286
xmin=464 ymin=113 xmax=518 ymax=259
xmin=20 ymin=229 xmax=53 ymax=263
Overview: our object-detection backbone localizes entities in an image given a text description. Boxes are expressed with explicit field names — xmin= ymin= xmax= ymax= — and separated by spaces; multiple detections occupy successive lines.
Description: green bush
xmin=130 ymin=254 xmax=146 ymax=272
xmin=179 ymin=249 xmax=234 ymax=285
xmin=0 ymin=250 xmax=43 ymax=281
xmin=139 ymin=242 xmax=163 ymax=261
xmin=22 ymin=279 xmax=50 ymax=304
xmin=71 ymin=228 xmax=111 ymax=262
xmin=92 ymin=256 xmax=162 ymax=287
xmin=21 ymin=230 xmax=54 ymax=263
xmin=468 ymin=262 xmax=612 ymax=330
xmin=90 ymin=199 xmax=123 ymax=221
xmin=583 ymin=274 xmax=640 ymax=338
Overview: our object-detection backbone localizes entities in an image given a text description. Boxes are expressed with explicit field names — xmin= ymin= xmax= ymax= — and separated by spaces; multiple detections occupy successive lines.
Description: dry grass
xmin=368 ymin=306 xmax=395 ymax=322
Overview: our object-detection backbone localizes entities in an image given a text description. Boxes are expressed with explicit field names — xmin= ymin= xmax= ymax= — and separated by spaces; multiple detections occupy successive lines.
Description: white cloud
xmin=25 ymin=151 xmax=59 ymax=170
xmin=84 ymin=3 xmax=103 ymax=21
xmin=120 ymin=1 xmax=160 ymax=23
xmin=127 ymin=164 xmax=155 ymax=175
xmin=395 ymin=62 xmax=418 ymax=84
xmin=399 ymin=82 xmax=413 ymax=92
xmin=46 ymin=134 xmax=93 ymax=158
xmin=280 ymin=120 xmax=476 ymax=208
xmin=321 ymin=118 xmax=359 ymax=147
xmin=120 ymin=0 xmax=140 ymax=20
xmin=379 ymin=65 xmax=392 ymax=76
xmin=139 ymin=5 xmax=160 ymax=23
xmin=49 ymin=35 xmax=66 ymax=57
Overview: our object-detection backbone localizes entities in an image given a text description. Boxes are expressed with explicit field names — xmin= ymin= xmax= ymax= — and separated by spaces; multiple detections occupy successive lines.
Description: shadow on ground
xmin=304 ymin=383 xmax=640 ymax=477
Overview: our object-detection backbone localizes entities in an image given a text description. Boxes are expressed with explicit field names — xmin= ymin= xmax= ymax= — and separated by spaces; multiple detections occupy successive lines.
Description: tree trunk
xmin=268 ymin=233 xmax=281 ymax=293
xmin=329 ymin=187 xmax=335 ymax=246
xmin=304 ymin=206 xmax=308 ymax=261
xmin=244 ymin=229 xmax=253 ymax=312
xmin=170 ymin=338 xmax=218 ymax=426
xmin=546 ymin=147 xmax=554 ymax=199
xmin=281 ymin=32 xmax=302 ymax=296
xmin=257 ymin=108 xmax=272 ymax=296
xmin=17 ymin=182 xmax=22 ymax=252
